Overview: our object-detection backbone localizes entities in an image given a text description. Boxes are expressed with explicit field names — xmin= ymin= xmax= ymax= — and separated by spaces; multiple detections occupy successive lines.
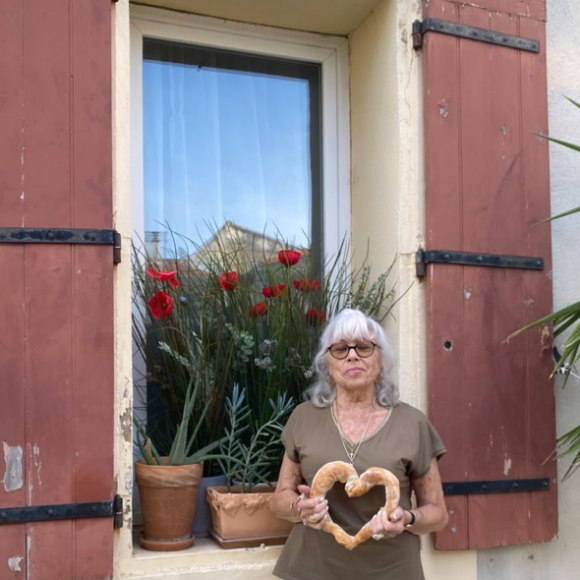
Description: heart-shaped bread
xmin=310 ymin=461 xmax=400 ymax=550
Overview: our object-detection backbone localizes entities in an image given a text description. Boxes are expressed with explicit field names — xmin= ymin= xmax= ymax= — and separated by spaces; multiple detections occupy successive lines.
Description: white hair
xmin=304 ymin=309 xmax=399 ymax=408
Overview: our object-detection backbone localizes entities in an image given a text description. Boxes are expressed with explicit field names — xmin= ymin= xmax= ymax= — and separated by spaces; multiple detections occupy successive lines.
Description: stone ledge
xmin=120 ymin=538 xmax=283 ymax=579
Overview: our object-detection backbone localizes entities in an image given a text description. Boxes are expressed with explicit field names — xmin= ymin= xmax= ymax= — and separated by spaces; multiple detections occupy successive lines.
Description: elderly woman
xmin=270 ymin=308 xmax=448 ymax=580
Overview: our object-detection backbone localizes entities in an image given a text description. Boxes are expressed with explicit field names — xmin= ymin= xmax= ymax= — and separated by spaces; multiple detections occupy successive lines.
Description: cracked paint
xmin=3 ymin=442 xmax=23 ymax=492
xmin=8 ymin=556 xmax=23 ymax=572
xmin=120 ymin=408 xmax=132 ymax=443
xmin=504 ymin=457 xmax=512 ymax=476
xmin=33 ymin=444 xmax=42 ymax=485
xmin=125 ymin=472 xmax=133 ymax=493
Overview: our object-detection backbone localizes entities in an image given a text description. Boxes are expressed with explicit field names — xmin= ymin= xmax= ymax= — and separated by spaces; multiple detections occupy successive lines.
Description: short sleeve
xmin=281 ymin=406 xmax=300 ymax=463
xmin=407 ymin=414 xmax=447 ymax=480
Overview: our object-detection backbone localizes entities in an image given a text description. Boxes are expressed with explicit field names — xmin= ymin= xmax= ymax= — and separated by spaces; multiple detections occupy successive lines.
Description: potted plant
xmin=133 ymin=371 xmax=235 ymax=551
xmin=206 ymin=385 xmax=296 ymax=548
xmin=132 ymin=223 xmax=400 ymax=539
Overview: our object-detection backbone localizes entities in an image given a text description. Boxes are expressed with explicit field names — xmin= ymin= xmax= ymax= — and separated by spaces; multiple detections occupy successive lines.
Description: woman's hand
xmin=368 ymin=506 xmax=407 ymax=540
xmin=296 ymin=484 xmax=329 ymax=530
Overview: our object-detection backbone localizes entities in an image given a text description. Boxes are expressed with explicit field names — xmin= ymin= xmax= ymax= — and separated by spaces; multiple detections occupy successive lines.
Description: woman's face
xmin=326 ymin=338 xmax=381 ymax=395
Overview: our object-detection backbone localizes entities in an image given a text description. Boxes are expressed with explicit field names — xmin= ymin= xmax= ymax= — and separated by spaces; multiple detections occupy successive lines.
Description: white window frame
xmin=126 ymin=7 xmax=350 ymax=571
xmin=130 ymin=4 xmax=350 ymax=258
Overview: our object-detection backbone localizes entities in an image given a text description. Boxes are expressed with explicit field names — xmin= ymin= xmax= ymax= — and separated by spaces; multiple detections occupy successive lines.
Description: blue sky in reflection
xmin=143 ymin=59 xmax=312 ymax=255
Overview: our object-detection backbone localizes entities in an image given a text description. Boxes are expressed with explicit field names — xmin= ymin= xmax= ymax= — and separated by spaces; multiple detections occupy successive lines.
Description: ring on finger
xmin=308 ymin=515 xmax=317 ymax=523
xmin=371 ymin=533 xmax=385 ymax=541
xmin=302 ymin=519 xmax=307 ymax=526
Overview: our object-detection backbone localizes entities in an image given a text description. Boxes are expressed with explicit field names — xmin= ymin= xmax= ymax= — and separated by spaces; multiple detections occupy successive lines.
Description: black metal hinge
xmin=443 ymin=478 xmax=549 ymax=496
xmin=113 ymin=494 xmax=124 ymax=529
xmin=413 ymin=18 xmax=540 ymax=53
xmin=416 ymin=249 xmax=544 ymax=278
xmin=0 ymin=495 xmax=124 ymax=528
xmin=0 ymin=228 xmax=122 ymax=264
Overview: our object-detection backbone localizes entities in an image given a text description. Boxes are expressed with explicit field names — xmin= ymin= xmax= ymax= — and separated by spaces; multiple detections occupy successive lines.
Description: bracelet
xmin=404 ymin=510 xmax=416 ymax=528
xmin=289 ymin=493 xmax=305 ymax=522
xmin=289 ymin=499 xmax=300 ymax=521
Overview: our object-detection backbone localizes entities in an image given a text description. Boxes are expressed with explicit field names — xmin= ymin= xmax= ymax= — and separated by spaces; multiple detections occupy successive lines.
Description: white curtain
xmin=142 ymin=46 xmax=313 ymax=257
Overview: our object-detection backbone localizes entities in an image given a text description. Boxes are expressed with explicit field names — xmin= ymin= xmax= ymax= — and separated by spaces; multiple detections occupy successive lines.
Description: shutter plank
xmin=73 ymin=247 xmax=115 ymax=579
xmin=25 ymin=245 xmax=74 ymax=580
xmin=0 ymin=1 xmax=24 ymax=227
xmin=520 ymin=15 xmax=558 ymax=544
xmin=73 ymin=0 xmax=113 ymax=230
xmin=461 ymin=5 xmax=531 ymax=549
xmin=23 ymin=0 xmax=71 ymax=228
xmin=0 ymin=13 xmax=26 ymax=579
xmin=0 ymin=247 xmax=27 ymax=580
xmin=424 ymin=0 xmax=469 ymax=550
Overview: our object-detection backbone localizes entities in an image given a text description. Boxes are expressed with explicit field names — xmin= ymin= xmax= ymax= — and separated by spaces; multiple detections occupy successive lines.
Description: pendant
xmin=348 ymin=452 xmax=355 ymax=463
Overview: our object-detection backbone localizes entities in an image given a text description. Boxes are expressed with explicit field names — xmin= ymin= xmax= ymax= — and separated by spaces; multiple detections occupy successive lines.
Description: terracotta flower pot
xmin=206 ymin=486 xmax=295 ymax=548
xmin=135 ymin=459 xmax=203 ymax=551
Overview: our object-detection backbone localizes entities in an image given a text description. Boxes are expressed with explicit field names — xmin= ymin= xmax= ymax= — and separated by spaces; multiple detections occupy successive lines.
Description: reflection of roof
xmin=190 ymin=221 xmax=307 ymax=272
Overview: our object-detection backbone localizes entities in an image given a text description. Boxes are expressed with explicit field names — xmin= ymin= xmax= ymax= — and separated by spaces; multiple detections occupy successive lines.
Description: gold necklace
xmin=333 ymin=402 xmax=376 ymax=465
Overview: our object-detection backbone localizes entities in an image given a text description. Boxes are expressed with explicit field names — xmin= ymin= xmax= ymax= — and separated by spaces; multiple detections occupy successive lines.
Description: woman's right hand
xmin=297 ymin=484 xmax=329 ymax=530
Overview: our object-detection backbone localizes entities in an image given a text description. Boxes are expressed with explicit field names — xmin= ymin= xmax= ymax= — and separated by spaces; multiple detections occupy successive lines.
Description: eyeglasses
xmin=327 ymin=341 xmax=379 ymax=360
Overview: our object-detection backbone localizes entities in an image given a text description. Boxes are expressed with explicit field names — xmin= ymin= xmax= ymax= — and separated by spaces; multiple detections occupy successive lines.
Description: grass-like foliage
xmin=511 ymin=96 xmax=580 ymax=479
xmin=132 ymin=222 xmax=399 ymax=474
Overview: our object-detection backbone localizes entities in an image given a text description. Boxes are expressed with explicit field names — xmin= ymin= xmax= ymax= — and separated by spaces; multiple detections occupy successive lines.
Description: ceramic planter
xmin=206 ymin=485 xmax=295 ymax=548
xmin=135 ymin=459 xmax=203 ymax=551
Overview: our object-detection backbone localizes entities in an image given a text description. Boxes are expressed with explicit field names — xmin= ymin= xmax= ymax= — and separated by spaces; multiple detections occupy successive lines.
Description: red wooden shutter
xmin=420 ymin=0 xmax=557 ymax=550
xmin=0 ymin=1 xmax=116 ymax=578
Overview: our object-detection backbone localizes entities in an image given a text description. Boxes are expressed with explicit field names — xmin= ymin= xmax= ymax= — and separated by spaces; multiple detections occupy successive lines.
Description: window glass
xmin=143 ymin=39 xmax=322 ymax=258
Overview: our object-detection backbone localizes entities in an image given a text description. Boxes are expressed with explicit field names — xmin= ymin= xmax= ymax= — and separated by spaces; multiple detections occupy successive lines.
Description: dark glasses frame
xmin=327 ymin=341 xmax=380 ymax=360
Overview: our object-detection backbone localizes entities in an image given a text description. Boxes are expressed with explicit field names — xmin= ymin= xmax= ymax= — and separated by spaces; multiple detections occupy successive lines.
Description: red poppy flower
xmin=293 ymin=278 xmax=321 ymax=292
xmin=262 ymin=284 xmax=286 ymax=298
xmin=148 ymin=290 xmax=173 ymax=319
xmin=248 ymin=301 xmax=268 ymax=318
xmin=278 ymin=249 xmax=301 ymax=267
xmin=306 ymin=308 xmax=325 ymax=325
xmin=146 ymin=267 xmax=181 ymax=290
xmin=218 ymin=271 xmax=239 ymax=291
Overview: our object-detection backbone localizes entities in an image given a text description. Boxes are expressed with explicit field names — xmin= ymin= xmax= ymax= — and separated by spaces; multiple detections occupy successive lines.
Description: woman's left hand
xmin=368 ymin=506 xmax=407 ymax=540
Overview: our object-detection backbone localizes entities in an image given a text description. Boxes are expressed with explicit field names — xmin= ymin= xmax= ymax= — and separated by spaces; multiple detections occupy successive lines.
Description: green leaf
xmin=538 ymin=133 xmax=580 ymax=153
xmin=564 ymin=95 xmax=580 ymax=110
xmin=537 ymin=206 xmax=580 ymax=224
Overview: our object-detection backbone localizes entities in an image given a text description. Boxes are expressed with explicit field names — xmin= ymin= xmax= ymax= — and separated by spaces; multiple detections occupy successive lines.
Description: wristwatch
xmin=404 ymin=510 xmax=416 ymax=528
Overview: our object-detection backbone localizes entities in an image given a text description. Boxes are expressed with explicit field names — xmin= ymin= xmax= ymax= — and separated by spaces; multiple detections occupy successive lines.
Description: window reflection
xmin=142 ymin=39 xmax=322 ymax=261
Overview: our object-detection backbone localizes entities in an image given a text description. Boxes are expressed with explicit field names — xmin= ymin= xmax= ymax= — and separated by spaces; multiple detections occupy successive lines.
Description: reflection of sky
xmin=143 ymin=59 xmax=312 ymax=254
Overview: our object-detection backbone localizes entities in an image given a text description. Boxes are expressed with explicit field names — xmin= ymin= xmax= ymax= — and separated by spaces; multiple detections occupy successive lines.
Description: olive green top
xmin=273 ymin=401 xmax=446 ymax=580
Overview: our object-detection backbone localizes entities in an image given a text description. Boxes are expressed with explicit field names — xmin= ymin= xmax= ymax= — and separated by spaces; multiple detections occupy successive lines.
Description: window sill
xmin=120 ymin=535 xmax=284 ymax=578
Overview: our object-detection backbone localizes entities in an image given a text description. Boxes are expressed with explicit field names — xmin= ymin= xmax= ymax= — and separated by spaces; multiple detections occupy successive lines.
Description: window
xmin=131 ymin=6 xmax=350 ymax=260
xmin=129 ymin=7 xmax=350 ymax=543
xmin=143 ymin=39 xmax=322 ymax=258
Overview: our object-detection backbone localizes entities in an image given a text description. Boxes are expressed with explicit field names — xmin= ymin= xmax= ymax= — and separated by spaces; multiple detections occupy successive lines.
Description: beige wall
xmin=113 ymin=0 xmax=477 ymax=577
xmin=477 ymin=0 xmax=580 ymax=577
xmin=112 ymin=0 xmax=135 ymax=576
xmin=349 ymin=1 xmax=477 ymax=579
xmin=112 ymin=0 xmax=580 ymax=579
